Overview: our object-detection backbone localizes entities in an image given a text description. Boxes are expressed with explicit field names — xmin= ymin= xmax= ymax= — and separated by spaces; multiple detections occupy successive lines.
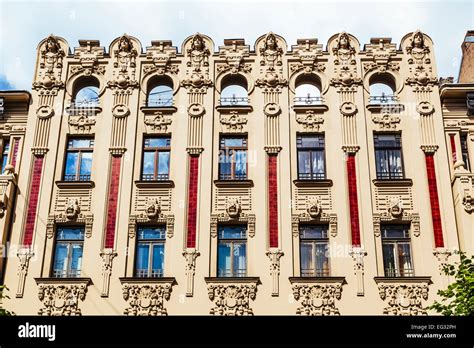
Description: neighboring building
xmin=458 ymin=31 xmax=474 ymax=83
xmin=0 ymin=31 xmax=466 ymax=315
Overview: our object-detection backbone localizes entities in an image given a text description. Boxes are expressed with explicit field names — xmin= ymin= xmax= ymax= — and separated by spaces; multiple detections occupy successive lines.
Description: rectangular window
xmin=381 ymin=224 xmax=414 ymax=277
xmin=461 ymin=134 xmax=470 ymax=171
xmin=219 ymin=137 xmax=247 ymax=180
xmin=63 ymin=138 xmax=94 ymax=181
xmin=217 ymin=225 xmax=247 ymax=277
xmin=297 ymin=135 xmax=325 ymax=180
xmin=141 ymin=137 xmax=171 ymax=181
xmin=0 ymin=139 xmax=10 ymax=174
xmin=52 ymin=226 xmax=84 ymax=278
xmin=135 ymin=226 xmax=166 ymax=278
xmin=299 ymin=225 xmax=330 ymax=276
xmin=374 ymin=134 xmax=404 ymax=180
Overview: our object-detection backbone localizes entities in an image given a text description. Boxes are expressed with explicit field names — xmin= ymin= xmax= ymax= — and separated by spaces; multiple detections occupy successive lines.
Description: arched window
xmin=147 ymin=76 xmax=173 ymax=107
xmin=220 ymin=75 xmax=248 ymax=106
xmin=369 ymin=75 xmax=396 ymax=104
xmin=73 ymin=77 xmax=100 ymax=107
xmin=294 ymin=75 xmax=322 ymax=105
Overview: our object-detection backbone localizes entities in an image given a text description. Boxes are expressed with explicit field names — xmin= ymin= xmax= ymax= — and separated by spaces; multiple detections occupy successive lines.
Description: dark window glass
xmin=217 ymin=225 xmax=247 ymax=277
xmin=63 ymin=138 xmax=94 ymax=181
xmin=297 ymin=135 xmax=325 ymax=180
xmin=141 ymin=137 xmax=171 ymax=181
xmin=1 ymin=139 xmax=10 ymax=174
xmin=135 ymin=226 xmax=166 ymax=278
xmin=381 ymin=224 xmax=414 ymax=277
xmin=374 ymin=134 xmax=404 ymax=180
xmin=299 ymin=225 xmax=329 ymax=277
xmin=219 ymin=137 xmax=247 ymax=180
xmin=52 ymin=227 xmax=84 ymax=278
xmin=461 ymin=134 xmax=471 ymax=171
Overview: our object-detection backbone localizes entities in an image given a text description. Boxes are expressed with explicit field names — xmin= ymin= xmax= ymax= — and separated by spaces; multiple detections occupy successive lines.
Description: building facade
xmin=0 ymin=31 xmax=469 ymax=315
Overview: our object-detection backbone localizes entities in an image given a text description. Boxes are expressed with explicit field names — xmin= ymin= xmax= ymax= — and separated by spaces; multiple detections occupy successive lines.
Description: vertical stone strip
xmin=10 ymin=137 xmax=20 ymax=169
xmin=346 ymin=154 xmax=361 ymax=247
xmin=22 ymin=156 xmax=44 ymax=246
xmin=104 ymin=155 xmax=121 ymax=249
xmin=186 ymin=155 xmax=199 ymax=248
xmin=425 ymin=154 xmax=444 ymax=248
xmin=449 ymin=134 xmax=457 ymax=164
xmin=268 ymin=155 xmax=279 ymax=248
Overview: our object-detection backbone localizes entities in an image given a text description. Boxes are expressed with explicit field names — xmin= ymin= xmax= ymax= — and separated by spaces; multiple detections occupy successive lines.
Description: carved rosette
xmin=205 ymin=278 xmax=259 ymax=316
xmin=290 ymin=278 xmax=345 ymax=315
xmin=35 ymin=278 xmax=91 ymax=316
xmin=120 ymin=278 xmax=175 ymax=316
xmin=375 ymin=277 xmax=431 ymax=315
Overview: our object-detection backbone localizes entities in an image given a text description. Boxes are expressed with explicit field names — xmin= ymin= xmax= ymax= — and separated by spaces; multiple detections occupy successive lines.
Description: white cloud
xmin=0 ymin=0 xmax=472 ymax=89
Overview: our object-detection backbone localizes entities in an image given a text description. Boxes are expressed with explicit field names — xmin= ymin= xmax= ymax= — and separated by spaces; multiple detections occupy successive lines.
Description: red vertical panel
xmin=22 ymin=156 xmax=43 ymax=246
xmin=104 ymin=156 xmax=121 ymax=249
xmin=186 ymin=156 xmax=199 ymax=248
xmin=449 ymin=134 xmax=457 ymax=164
xmin=10 ymin=138 xmax=20 ymax=168
xmin=425 ymin=154 xmax=444 ymax=248
xmin=268 ymin=155 xmax=279 ymax=248
xmin=346 ymin=154 xmax=361 ymax=247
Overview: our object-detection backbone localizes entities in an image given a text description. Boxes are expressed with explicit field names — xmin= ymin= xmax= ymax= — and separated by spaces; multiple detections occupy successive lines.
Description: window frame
xmin=141 ymin=136 xmax=171 ymax=181
xmin=381 ymin=224 xmax=414 ymax=277
xmin=134 ymin=225 xmax=166 ymax=278
xmin=299 ymin=224 xmax=330 ymax=277
xmin=460 ymin=133 xmax=471 ymax=171
xmin=296 ymin=134 xmax=326 ymax=180
xmin=374 ymin=133 xmax=405 ymax=180
xmin=218 ymin=136 xmax=248 ymax=181
xmin=217 ymin=225 xmax=247 ymax=278
xmin=63 ymin=137 xmax=94 ymax=182
xmin=51 ymin=226 xmax=85 ymax=278
xmin=0 ymin=138 xmax=10 ymax=174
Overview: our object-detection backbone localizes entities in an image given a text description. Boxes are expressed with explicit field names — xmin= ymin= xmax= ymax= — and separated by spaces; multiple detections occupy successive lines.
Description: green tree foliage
xmin=430 ymin=252 xmax=474 ymax=316
xmin=0 ymin=284 xmax=14 ymax=316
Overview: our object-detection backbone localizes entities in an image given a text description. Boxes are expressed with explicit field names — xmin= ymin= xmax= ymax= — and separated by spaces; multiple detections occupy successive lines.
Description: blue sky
xmin=0 ymin=0 xmax=473 ymax=90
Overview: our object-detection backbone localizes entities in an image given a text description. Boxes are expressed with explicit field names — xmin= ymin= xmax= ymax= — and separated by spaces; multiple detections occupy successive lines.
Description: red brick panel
xmin=186 ymin=155 xmax=199 ymax=248
xmin=104 ymin=156 xmax=122 ymax=249
xmin=10 ymin=137 xmax=20 ymax=169
xmin=449 ymin=134 xmax=457 ymax=164
xmin=425 ymin=154 xmax=444 ymax=248
xmin=268 ymin=155 xmax=279 ymax=248
xmin=22 ymin=156 xmax=44 ymax=246
xmin=346 ymin=154 xmax=361 ymax=247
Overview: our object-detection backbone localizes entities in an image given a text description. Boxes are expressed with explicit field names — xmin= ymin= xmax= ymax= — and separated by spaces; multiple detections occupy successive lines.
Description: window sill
xmin=372 ymin=179 xmax=413 ymax=187
xmin=35 ymin=277 xmax=92 ymax=285
xmin=289 ymin=276 xmax=346 ymax=284
xmin=141 ymin=106 xmax=177 ymax=115
xmin=135 ymin=180 xmax=174 ymax=188
xmin=366 ymin=103 xmax=405 ymax=113
xmin=213 ymin=179 xmax=253 ymax=188
xmin=205 ymin=277 xmax=260 ymax=284
xmin=292 ymin=104 xmax=329 ymax=113
xmin=55 ymin=180 xmax=95 ymax=189
xmin=216 ymin=105 xmax=253 ymax=113
xmin=293 ymin=179 xmax=332 ymax=187
xmin=374 ymin=276 xmax=432 ymax=284
xmin=119 ymin=277 xmax=176 ymax=285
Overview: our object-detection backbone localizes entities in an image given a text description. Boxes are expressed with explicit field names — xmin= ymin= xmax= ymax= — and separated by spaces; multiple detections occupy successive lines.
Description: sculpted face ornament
xmin=65 ymin=199 xmax=81 ymax=219
xmin=146 ymin=199 xmax=161 ymax=219
xmin=333 ymin=32 xmax=356 ymax=65
xmin=388 ymin=197 xmax=403 ymax=218
xmin=118 ymin=36 xmax=132 ymax=53
xmin=226 ymin=199 xmax=241 ymax=219
xmin=307 ymin=200 xmax=322 ymax=218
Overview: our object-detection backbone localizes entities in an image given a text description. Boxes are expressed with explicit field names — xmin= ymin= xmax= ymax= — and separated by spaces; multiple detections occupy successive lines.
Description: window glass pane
xmin=388 ymin=150 xmax=402 ymax=175
xmin=298 ymin=151 xmax=311 ymax=175
xmin=1 ymin=140 xmax=10 ymax=173
xmin=53 ymin=243 xmax=69 ymax=276
xmin=75 ymin=86 xmax=99 ymax=106
xmin=300 ymin=225 xmax=327 ymax=239
xmin=300 ymin=242 xmax=313 ymax=276
xmin=382 ymin=225 xmax=409 ymax=239
xmin=69 ymin=243 xmax=83 ymax=275
xmin=142 ymin=152 xmax=155 ymax=175
xmin=233 ymin=242 xmax=246 ymax=277
xmin=382 ymin=243 xmax=397 ymax=277
xmin=152 ymin=244 xmax=165 ymax=276
xmin=80 ymin=152 xmax=93 ymax=175
xmin=234 ymin=150 xmax=247 ymax=177
xmin=398 ymin=243 xmax=413 ymax=276
xmin=217 ymin=242 xmax=231 ymax=277
xmin=148 ymin=85 xmax=173 ymax=107
xmin=299 ymin=136 xmax=323 ymax=148
xmin=312 ymin=151 xmax=325 ymax=174
xmin=158 ymin=152 xmax=170 ymax=175
xmin=219 ymin=225 xmax=246 ymax=239
xmin=315 ymin=243 xmax=329 ymax=275
xmin=223 ymin=138 xmax=244 ymax=147
xmin=64 ymin=152 xmax=79 ymax=176
xmin=146 ymin=138 xmax=170 ymax=148
xmin=135 ymin=243 xmax=150 ymax=274
xmin=69 ymin=139 xmax=93 ymax=149
xmin=137 ymin=226 xmax=166 ymax=240
xmin=57 ymin=227 xmax=84 ymax=240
